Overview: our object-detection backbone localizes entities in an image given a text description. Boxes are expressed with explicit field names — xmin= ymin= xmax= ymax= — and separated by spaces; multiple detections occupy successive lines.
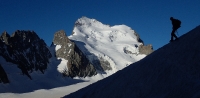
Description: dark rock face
xmin=0 ymin=30 xmax=52 ymax=80
xmin=139 ymin=44 xmax=153 ymax=55
xmin=53 ymin=30 xmax=96 ymax=78
xmin=91 ymin=57 xmax=112 ymax=72
xmin=0 ymin=64 xmax=9 ymax=84
xmin=134 ymin=32 xmax=144 ymax=44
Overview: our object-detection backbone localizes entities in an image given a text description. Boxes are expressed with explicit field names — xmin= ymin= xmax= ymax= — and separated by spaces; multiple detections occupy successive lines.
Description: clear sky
xmin=0 ymin=0 xmax=199 ymax=50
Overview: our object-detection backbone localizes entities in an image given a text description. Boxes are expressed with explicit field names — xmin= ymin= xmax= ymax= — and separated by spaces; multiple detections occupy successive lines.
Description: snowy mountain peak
xmin=73 ymin=17 xmax=144 ymax=44
xmin=50 ymin=17 xmax=153 ymax=78
xmin=69 ymin=17 xmax=153 ymax=74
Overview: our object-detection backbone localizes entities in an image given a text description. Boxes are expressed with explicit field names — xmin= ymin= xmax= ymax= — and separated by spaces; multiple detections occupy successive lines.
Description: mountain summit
xmin=52 ymin=17 xmax=153 ymax=78
xmin=68 ymin=16 xmax=153 ymax=74
xmin=64 ymin=25 xmax=200 ymax=98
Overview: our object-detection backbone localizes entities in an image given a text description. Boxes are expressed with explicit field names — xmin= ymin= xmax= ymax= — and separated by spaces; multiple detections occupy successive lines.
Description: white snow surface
xmin=69 ymin=17 xmax=146 ymax=73
xmin=64 ymin=25 xmax=200 ymax=98
xmin=55 ymin=44 xmax=61 ymax=51
xmin=57 ymin=58 xmax=68 ymax=73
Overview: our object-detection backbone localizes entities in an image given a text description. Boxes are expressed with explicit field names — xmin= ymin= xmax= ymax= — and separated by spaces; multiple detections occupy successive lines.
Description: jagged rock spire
xmin=53 ymin=30 xmax=97 ymax=78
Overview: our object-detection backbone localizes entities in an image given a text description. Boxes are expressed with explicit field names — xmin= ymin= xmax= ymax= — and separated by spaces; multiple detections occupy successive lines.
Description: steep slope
xmin=64 ymin=25 xmax=200 ymax=98
xmin=68 ymin=17 xmax=153 ymax=74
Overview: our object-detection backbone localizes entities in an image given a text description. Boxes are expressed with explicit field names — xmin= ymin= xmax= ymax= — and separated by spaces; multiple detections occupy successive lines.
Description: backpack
xmin=175 ymin=19 xmax=181 ymax=28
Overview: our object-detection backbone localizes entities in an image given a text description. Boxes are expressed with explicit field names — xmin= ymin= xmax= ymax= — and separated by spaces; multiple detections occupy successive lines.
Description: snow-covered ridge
xmin=69 ymin=17 xmax=148 ymax=74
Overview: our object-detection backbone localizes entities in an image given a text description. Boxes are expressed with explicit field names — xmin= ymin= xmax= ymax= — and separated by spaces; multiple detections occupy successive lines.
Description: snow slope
xmin=64 ymin=25 xmax=200 ymax=98
xmin=69 ymin=17 xmax=146 ymax=73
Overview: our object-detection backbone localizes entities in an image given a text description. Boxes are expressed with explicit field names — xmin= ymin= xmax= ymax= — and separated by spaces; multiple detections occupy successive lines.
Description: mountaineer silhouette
xmin=170 ymin=17 xmax=181 ymax=42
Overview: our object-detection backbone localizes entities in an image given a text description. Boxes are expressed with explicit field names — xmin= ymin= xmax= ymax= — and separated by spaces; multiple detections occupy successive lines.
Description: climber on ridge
xmin=170 ymin=17 xmax=181 ymax=42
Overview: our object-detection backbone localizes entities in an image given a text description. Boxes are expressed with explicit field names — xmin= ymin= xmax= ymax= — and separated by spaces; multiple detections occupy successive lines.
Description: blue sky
xmin=0 ymin=0 xmax=199 ymax=50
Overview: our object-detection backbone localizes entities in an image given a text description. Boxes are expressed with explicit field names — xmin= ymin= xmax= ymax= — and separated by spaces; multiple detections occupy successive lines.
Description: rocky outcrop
xmin=133 ymin=31 xmax=153 ymax=55
xmin=0 ymin=30 xmax=52 ymax=80
xmin=0 ymin=31 xmax=10 ymax=45
xmin=53 ymin=30 xmax=97 ymax=78
xmin=139 ymin=44 xmax=153 ymax=55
